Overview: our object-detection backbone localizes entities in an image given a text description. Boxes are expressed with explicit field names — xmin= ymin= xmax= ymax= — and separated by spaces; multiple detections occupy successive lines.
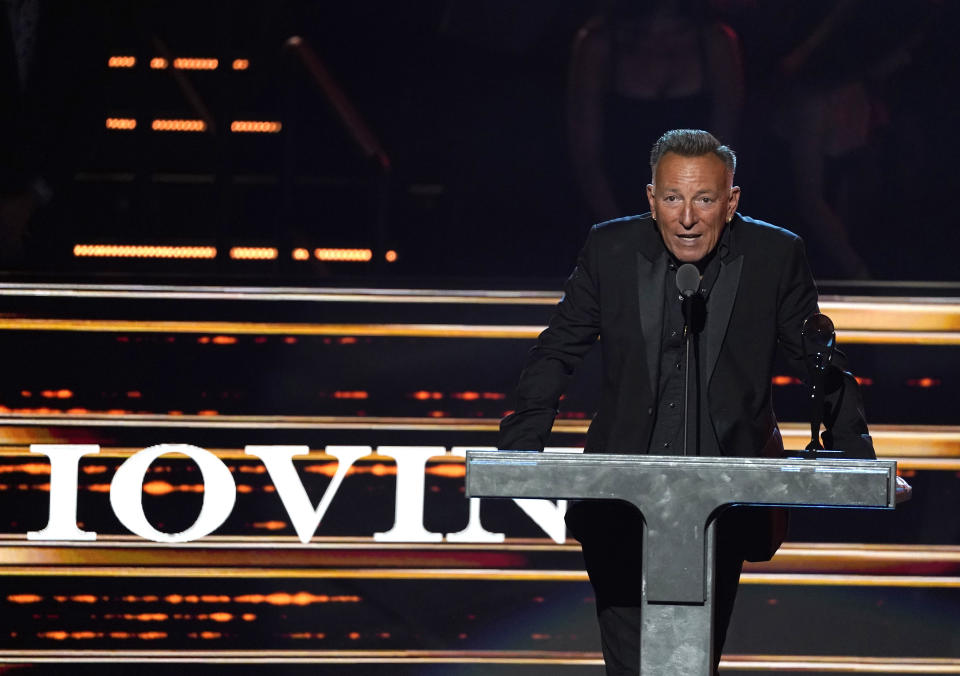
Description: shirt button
xmin=668 ymin=402 xmax=676 ymax=409
xmin=675 ymin=361 xmax=681 ymax=370
xmin=670 ymin=330 xmax=678 ymax=337
xmin=647 ymin=407 xmax=654 ymax=415
xmin=662 ymin=442 xmax=671 ymax=448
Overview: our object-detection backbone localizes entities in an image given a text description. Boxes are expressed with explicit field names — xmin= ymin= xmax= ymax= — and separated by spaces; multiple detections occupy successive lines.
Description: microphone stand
xmin=681 ymin=294 xmax=704 ymax=456
xmin=676 ymin=263 xmax=703 ymax=457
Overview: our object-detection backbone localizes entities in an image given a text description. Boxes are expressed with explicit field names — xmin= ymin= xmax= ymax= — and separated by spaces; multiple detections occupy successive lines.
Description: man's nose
xmin=679 ymin=203 xmax=696 ymax=228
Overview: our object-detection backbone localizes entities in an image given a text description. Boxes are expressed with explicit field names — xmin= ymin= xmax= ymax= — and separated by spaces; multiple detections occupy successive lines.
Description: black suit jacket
xmin=499 ymin=213 xmax=874 ymax=559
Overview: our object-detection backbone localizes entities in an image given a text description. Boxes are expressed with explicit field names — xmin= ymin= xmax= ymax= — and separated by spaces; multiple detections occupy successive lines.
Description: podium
xmin=465 ymin=451 xmax=901 ymax=675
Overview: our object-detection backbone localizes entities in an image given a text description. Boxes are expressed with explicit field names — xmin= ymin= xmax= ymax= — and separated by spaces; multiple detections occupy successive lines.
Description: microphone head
xmin=676 ymin=263 xmax=701 ymax=298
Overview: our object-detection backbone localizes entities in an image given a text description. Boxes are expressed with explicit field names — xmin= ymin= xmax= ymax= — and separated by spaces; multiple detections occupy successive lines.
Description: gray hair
xmin=649 ymin=129 xmax=736 ymax=177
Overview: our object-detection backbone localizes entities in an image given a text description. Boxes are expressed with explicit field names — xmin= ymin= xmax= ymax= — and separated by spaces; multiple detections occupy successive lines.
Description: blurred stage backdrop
xmin=0 ymin=1 xmax=957 ymax=674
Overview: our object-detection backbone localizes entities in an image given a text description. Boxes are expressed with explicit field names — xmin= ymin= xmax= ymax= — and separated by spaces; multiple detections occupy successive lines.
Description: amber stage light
xmin=229 ymin=247 xmax=278 ymax=261
xmin=230 ymin=121 xmax=282 ymax=134
xmin=105 ymin=118 xmax=137 ymax=130
xmin=72 ymin=245 xmax=217 ymax=259
xmin=172 ymin=58 xmax=219 ymax=70
xmin=314 ymin=248 xmax=373 ymax=262
xmin=151 ymin=119 xmax=207 ymax=132
xmin=107 ymin=56 xmax=136 ymax=68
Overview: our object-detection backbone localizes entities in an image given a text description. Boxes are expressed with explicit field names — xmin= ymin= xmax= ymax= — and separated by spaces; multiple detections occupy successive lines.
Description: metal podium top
xmin=465 ymin=451 xmax=897 ymax=603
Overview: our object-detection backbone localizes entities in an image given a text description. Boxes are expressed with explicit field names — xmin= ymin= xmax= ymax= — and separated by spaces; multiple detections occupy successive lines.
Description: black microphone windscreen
xmin=676 ymin=263 xmax=700 ymax=297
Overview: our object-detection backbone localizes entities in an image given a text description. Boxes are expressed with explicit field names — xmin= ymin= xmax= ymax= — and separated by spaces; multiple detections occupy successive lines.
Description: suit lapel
xmin=705 ymin=254 xmax=743 ymax=386
xmin=636 ymin=250 xmax=666 ymax=398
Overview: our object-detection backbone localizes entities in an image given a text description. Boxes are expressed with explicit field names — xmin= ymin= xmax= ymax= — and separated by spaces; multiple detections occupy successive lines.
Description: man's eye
xmin=663 ymin=195 xmax=679 ymax=202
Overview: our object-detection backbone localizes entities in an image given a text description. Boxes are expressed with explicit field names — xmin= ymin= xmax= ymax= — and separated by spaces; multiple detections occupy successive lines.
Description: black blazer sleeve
xmin=499 ymin=226 xmax=603 ymax=451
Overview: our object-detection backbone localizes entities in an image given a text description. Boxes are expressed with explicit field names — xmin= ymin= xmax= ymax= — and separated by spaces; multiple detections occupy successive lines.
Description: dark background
xmin=1 ymin=0 xmax=957 ymax=284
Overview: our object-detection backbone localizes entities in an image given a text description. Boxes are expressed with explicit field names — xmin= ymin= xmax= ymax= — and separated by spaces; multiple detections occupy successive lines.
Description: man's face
xmin=646 ymin=152 xmax=741 ymax=263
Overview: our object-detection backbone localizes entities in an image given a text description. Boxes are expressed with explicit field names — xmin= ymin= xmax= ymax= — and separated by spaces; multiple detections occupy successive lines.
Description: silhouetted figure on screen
xmin=567 ymin=0 xmax=743 ymax=221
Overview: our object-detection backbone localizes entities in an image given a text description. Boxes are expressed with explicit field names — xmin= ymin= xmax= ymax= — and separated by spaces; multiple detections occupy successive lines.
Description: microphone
xmin=676 ymin=263 xmax=700 ymax=298
xmin=676 ymin=263 xmax=705 ymax=334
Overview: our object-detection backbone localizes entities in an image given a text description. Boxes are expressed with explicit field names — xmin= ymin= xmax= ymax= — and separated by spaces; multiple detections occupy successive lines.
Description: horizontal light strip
xmin=172 ymin=57 xmax=218 ymax=70
xmin=0 ymin=284 xmax=953 ymax=318
xmin=151 ymin=118 xmax=206 ymax=132
xmin=0 ymin=319 xmax=540 ymax=338
xmin=232 ymin=59 xmax=249 ymax=70
xmin=107 ymin=56 xmax=136 ymax=68
xmin=0 ymin=417 xmax=955 ymax=462
xmin=0 ymin=284 xmax=561 ymax=304
xmin=1 ymin=318 xmax=956 ymax=345
xmin=822 ymin=299 xmax=960 ymax=331
xmin=0 ymin=650 xmax=956 ymax=671
xmin=315 ymin=248 xmax=372 ymax=262
xmin=1 ymin=539 xmax=956 ymax=573
xmin=723 ymin=654 xmax=960 ymax=674
xmin=0 ymin=649 xmax=604 ymax=665
xmin=230 ymin=120 xmax=281 ymax=133
xmin=0 ymin=566 xmax=585 ymax=580
xmin=0 ymin=566 xmax=955 ymax=588
xmin=105 ymin=117 xmax=136 ymax=130
xmin=739 ymin=573 xmax=960 ymax=588
xmin=229 ymin=247 xmax=278 ymax=260
xmin=73 ymin=245 xmax=216 ymax=259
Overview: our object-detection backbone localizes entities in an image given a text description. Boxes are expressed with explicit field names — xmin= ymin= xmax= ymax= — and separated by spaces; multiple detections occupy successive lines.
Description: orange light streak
xmin=229 ymin=246 xmax=278 ymax=260
xmin=108 ymin=56 xmax=136 ymax=68
xmin=212 ymin=335 xmax=237 ymax=344
xmin=253 ymin=521 xmax=287 ymax=531
xmin=855 ymin=376 xmax=874 ymax=386
xmin=772 ymin=375 xmax=802 ymax=386
xmin=40 ymin=389 xmax=73 ymax=399
xmin=105 ymin=117 xmax=137 ymax=130
xmin=333 ymin=390 xmax=368 ymax=399
xmin=151 ymin=118 xmax=206 ymax=132
xmin=0 ymin=463 xmax=49 ymax=475
xmin=74 ymin=244 xmax=216 ymax=259
xmin=428 ymin=464 xmax=466 ymax=478
xmin=314 ymin=248 xmax=372 ymax=262
xmin=292 ymin=247 xmax=310 ymax=261
xmin=412 ymin=391 xmax=443 ymax=400
xmin=385 ymin=249 xmax=398 ymax=262
xmin=137 ymin=632 xmax=168 ymax=640
xmin=124 ymin=613 xmax=168 ymax=622
xmin=8 ymin=595 xmax=42 ymax=604
xmin=173 ymin=58 xmax=218 ymax=70
xmin=230 ymin=120 xmax=282 ymax=133
xmin=150 ymin=57 xmax=168 ymax=69
xmin=142 ymin=481 xmax=206 ymax=496
xmin=907 ymin=377 xmax=941 ymax=388
xmin=232 ymin=59 xmax=249 ymax=70
xmin=233 ymin=592 xmax=360 ymax=606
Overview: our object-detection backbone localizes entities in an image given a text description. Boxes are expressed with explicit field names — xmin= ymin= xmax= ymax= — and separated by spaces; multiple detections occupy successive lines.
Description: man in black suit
xmin=499 ymin=129 xmax=873 ymax=676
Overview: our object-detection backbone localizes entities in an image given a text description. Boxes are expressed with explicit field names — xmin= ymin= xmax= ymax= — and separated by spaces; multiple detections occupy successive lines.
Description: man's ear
xmin=646 ymin=183 xmax=656 ymax=218
xmin=727 ymin=185 xmax=741 ymax=221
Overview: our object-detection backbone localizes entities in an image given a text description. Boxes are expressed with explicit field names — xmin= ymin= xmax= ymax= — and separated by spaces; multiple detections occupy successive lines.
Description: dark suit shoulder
xmin=589 ymin=213 xmax=659 ymax=253
xmin=734 ymin=214 xmax=802 ymax=246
